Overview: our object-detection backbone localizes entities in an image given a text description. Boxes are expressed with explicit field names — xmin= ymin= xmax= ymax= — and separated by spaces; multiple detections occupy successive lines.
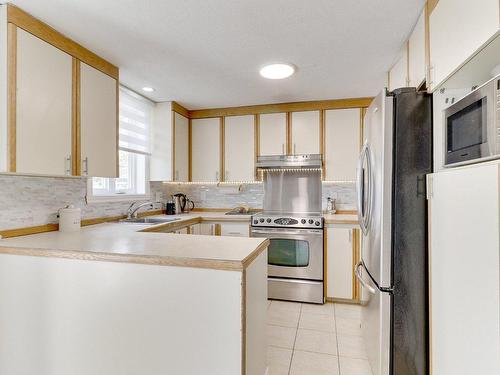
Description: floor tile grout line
xmin=287 ymin=302 xmax=301 ymax=375
xmin=334 ymin=304 xmax=342 ymax=375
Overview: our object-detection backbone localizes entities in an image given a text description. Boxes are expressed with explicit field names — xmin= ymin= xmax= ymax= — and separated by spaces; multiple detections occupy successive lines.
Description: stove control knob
xmin=301 ymin=219 xmax=306 ymax=224
xmin=308 ymin=219 xmax=314 ymax=224
xmin=266 ymin=218 xmax=272 ymax=223
xmin=315 ymin=221 xmax=321 ymax=226
xmin=259 ymin=218 xmax=265 ymax=223
xmin=253 ymin=220 xmax=258 ymax=225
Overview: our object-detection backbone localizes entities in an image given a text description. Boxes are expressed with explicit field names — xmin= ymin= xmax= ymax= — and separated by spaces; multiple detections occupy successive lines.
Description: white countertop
xmin=0 ymin=213 xmax=266 ymax=271
xmin=0 ymin=210 xmax=357 ymax=270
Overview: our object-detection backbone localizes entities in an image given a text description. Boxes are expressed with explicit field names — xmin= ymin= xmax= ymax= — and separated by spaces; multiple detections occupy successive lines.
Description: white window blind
xmin=119 ymin=86 xmax=154 ymax=155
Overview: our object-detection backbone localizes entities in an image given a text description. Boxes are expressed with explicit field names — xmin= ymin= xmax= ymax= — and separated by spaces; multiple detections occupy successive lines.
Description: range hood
xmin=256 ymin=154 xmax=322 ymax=169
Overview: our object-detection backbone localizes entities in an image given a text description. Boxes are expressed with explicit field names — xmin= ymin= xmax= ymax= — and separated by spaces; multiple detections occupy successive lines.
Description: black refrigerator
xmin=354 ymin=88 xmax=432 ymax=375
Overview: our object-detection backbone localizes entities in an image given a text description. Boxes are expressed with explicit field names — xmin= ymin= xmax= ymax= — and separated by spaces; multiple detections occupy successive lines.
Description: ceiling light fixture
xmin=142 ymin=87 xmax=155 ymax=92
xmin=259 ymin=63 xmax=295 ymax=79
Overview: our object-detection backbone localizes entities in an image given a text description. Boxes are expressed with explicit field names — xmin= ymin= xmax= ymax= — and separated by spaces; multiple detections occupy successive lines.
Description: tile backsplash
xmin=0 ymin=175 xmax=356 ymax=231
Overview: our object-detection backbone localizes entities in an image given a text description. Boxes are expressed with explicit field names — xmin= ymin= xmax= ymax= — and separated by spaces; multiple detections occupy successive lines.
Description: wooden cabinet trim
xmin=71 ymin=58 xmax=81 ymax=175
xmin=220 ymin=117 xmax=225 ymax=182
xmin=7 ymin=23 xmax=16 ymax=172
xmin=427 ymin=0 xmax=439 ymax=15
xmin=189 ymin=97 xmax=373 ymax=119
xmin=171 ymin=101 xmax=189 ymax=118
xmin=254 ymin=114 xmax=259 ymax=180
xmin=286 ymin=112 xmax=292 ymax=154
xmin=7 ymin=4 xmax=118 ymax=80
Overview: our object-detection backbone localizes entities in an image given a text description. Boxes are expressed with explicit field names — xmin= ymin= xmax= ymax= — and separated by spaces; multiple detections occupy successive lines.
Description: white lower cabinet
xmin=326 ymin=226 xmax=357 ymax=301
xmin=190 ymin=223 xmax=215 ymax=236
xmin=220 ymin=223 xmax=249 ymax=237
xmin=428 ymin=163 xmax=500 ymax=375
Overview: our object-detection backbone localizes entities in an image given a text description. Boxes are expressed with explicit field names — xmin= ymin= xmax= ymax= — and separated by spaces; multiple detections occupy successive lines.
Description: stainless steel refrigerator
xmin=355 ymin=88 xmax=432 ymax=375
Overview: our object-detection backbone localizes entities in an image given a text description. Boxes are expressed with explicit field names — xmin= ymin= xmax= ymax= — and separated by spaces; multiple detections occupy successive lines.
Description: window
xmin=89 ymin=86 xmax=153 ymax=200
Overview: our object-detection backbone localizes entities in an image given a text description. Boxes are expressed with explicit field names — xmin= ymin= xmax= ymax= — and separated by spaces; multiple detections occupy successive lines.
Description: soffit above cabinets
xmin=10 ymin=0 xmax=425 ymax=108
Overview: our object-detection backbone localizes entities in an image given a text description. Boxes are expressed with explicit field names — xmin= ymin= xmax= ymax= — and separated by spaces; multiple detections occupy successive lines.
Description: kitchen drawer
xmin=220 ymin=223 xmax=250 ymax=237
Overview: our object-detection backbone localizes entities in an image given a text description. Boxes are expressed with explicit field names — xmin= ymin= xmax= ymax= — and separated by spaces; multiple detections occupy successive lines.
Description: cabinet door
xmin=429 ymin=0 xmax=499 ymax=91
xmin=324 ymin=108 xmax=360 ymax=181
xmin=389 ymin=46 xmax=408 ymax=90
xmin=259 ymin=113 xmax=286 ymax=156
xmin=428 ymin=164 xmax=500 ymax=375
xmin=291 ymin=111 xmax=320 ymax=154
xmin=220 ymin=223 xmax=250 ymax=237
xmin=408 ymin=9 xmax=426 ymax=88
xmin=326 ymin=227 xmax=355 ymax=300
xmin=191 ymin=118 xmax=220 ymax=182
xmin=16 ymin=28 xmax=72 ymax=175
xmin=80 ymin=62 xmax=117 ymax=178
xmin=150 ymin=102 xmax=173 ymax=181
xmin=225 ymin=115 xmax=255 ymax=181
xmin=174 ymin=112 xmax=189 ymax=181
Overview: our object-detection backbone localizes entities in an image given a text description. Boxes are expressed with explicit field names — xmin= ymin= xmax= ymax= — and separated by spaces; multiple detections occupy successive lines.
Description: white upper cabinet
xmin=15 ymin=28 xmax=73 ymax=175
xmin=80 ymin=62 xmax=117 ymax=178
xmin=408 ymin=9 xmax=426 ymax=88
xmin=259 ymin=113 xmax=287 ymax=156
xmin=224 ymin=115 xmax=255 ymax=181
xmin=291 ymin=111 xmax=320 ymax=154
xmin=324 ymin=108 xmax=360 ymax=181
xmin=173 ymin=112 xmax=189 ymax=182
xmin=389 ymin=46 xmax=409 ymax=91
xmin=429 ymin=0 xmax=500 ymax=91
xmin=150 ymin=102 xmax=173 ymax=182
xmin=191 ymin=117 xmax=220 ymax=182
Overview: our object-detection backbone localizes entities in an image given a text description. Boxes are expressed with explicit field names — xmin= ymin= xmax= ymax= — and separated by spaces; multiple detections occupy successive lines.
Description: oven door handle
xmin=355 ymin=261 xmax=376 ymax=295
xmin=251 ymin=229 xmax=323 ymax=236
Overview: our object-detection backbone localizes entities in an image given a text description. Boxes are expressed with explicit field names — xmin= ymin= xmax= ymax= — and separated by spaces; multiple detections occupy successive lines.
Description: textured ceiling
xmin=10 ymin=0 xmax=426 ymax=109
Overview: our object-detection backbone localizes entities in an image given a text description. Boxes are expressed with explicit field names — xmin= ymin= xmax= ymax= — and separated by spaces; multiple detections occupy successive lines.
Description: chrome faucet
xmin=127 ymin=201 xmax=157 ymax=219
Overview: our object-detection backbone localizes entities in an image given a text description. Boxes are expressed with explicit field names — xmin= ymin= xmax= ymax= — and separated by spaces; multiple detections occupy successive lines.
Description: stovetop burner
xmin=251 ymin=212 xmax=323 ymax=229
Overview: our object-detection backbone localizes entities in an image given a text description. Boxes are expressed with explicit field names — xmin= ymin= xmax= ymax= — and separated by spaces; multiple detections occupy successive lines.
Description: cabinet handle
xmin=282 ymin=144 xmax=285 ymax=155
xmin=82 ymin=157 xmax=89 ymax=176
xmin=65 ymin=155 xmax=72 ymax=175
xmin=215 ymin=171 xmax=219 ymax=181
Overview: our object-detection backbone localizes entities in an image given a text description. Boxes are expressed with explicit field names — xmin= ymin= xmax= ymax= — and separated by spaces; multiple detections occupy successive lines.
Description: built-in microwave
xmin=444 ymin=75 xmax=500 ymax=167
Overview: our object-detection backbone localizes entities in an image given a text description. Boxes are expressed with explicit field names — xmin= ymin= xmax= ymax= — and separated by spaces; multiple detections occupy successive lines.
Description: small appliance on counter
xmin=172 ymin=193 xmax=195 ymax=214
xmin=251 ymin=154 xmax=324 ymax=304
xmin=58 ymin=205 xmax=81 ymax=232
xmin=165 ymin=200 xmax=176 ymax=215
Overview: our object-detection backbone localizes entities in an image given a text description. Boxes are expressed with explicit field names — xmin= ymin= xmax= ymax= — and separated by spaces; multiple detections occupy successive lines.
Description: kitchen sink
xmin=119 ymin=217 xmax=180 ymax=224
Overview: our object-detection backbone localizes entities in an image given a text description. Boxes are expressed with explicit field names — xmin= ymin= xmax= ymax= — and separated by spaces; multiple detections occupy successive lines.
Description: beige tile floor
xmin=267 ymin=300 xmax=373 ymax=375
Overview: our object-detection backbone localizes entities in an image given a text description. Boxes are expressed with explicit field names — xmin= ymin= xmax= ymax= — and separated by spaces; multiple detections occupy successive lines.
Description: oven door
xmin=250 ymin=227 xmax=323 ymax=280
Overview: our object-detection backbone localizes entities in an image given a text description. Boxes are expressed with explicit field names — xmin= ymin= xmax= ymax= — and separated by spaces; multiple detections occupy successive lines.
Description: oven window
xmin=268 ymin=239 xmax=310 ymax=267
xmin=447 ymin=99 xmax=484 ymax=152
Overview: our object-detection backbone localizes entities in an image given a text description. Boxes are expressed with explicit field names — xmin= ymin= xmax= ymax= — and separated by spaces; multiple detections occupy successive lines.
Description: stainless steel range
xmin=251 ymin=154 xmax=324 ymax=304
